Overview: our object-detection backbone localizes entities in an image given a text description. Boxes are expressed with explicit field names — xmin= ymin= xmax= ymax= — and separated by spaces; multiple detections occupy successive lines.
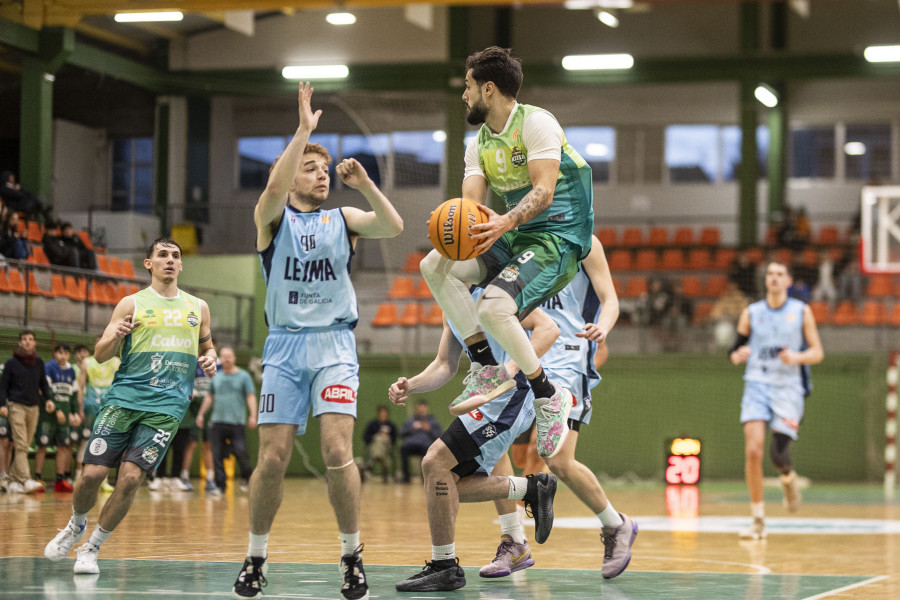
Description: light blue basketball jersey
xmin=259 ymin=206 xmax=357 ymax=331
xmin=744 ymin=298 xmax=811 ymax=393
xmin=447 ymin=288 xmax=530 ymax=424
xmin=538 ymin=268 xmax=601 ymax=406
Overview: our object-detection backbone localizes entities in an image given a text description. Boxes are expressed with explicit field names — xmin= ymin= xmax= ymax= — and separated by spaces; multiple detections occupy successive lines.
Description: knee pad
xmin=770 ymin=433 xmax=793 ymax=474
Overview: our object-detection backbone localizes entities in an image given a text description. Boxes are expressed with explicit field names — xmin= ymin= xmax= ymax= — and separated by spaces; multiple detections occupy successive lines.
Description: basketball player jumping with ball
xmin=420 ymin=46 xmax=594 ymax=462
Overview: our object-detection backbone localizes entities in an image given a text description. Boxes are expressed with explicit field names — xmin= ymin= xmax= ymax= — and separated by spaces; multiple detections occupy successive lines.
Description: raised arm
xmin=254 ymin=82 xmax=322 ymax=251
xmin=578 ymin=235 xmax=619 ymax=343
xmin=337 ymin=159 xmax=403 ymax=240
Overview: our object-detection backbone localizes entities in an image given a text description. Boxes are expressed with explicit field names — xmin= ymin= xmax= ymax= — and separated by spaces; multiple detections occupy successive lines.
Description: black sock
xmin=56 ymin=473 xmax=64 ymax=483
xmin=64 ymin=471 xmax=71 ymax=480
xmin=432 ymin=558 xmax=457 ymax=569
xmin=467 ymin=339 xmax=497 ymax=366
xmin=529 ymin=369 xmax=554 ymax=399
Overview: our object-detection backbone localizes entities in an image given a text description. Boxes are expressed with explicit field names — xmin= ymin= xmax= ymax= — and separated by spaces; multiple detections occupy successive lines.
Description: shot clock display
xmin=665 ymin=437 xmax=702 ymax=485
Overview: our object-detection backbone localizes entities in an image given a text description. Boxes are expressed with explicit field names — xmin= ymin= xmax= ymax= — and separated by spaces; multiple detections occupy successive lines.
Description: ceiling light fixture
xmin=754 ymin=84 xmax=778 ymax=108
xmin=114 ymin=12 xmax=184 ymax=23
xmin=844 ymin=142 xmax=866 ymax=156
xmin=597 ymin=10 xmax=620 ymax=28
xmin=562 ymin=53 xmax=634 ymax=71
xmin=282 ymin=65 xmax=350 ymax=80
xmin=326 ymin=12 xmax=356 ymax=25
xmin=864 ymin=45 xmax=900 ymax=63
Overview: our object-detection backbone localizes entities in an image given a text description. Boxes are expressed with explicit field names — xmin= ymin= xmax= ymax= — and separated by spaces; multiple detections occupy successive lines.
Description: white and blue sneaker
xmin=44 ymin=520 xmax=86 ymax=561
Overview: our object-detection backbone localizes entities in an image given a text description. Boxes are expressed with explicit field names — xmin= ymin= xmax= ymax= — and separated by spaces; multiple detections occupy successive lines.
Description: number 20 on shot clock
xmin=665 ymin=437 xmax=702 ymax=485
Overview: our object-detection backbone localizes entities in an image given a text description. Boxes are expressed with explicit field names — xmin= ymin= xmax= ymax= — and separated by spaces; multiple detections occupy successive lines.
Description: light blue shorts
xmin=740 ymin=380 xmax=804 ymax=440
xmin=259 ymin=327 xmax=360 ymax=435
xmin=458 ymin=386 xmax=535 ymax=476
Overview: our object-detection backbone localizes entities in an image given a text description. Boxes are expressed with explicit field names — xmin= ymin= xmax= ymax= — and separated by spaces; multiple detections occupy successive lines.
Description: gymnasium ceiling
xmin=0 ymin=0 xmax=871 ymax=58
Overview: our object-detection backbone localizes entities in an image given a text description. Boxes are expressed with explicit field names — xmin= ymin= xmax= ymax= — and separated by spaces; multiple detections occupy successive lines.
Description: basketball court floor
xmin=1 ymin=478 xmax=898 ymax=599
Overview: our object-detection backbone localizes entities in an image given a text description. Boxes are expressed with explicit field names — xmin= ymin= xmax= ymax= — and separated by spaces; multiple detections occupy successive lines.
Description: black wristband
xmin=728 ymin=333 xmax=749 ymax=355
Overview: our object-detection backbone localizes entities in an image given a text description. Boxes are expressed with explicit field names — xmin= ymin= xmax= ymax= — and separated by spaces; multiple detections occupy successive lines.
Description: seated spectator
xmin=43 ymin=223 xmax=96 ymax=269
xmin=837 ymin=255 xmax=863 ymax=303
xmin=399 ymin=400 xmax=441 ymax=484
xmin=0 ymin=210 xmax=29 ymax=260
xmin=362 ymin=405 xmax=398 ymax=483
xmin=640 ymin=277 xmax=673 ymax=327
xmin=660 ymin=280 xmax=694 ymax=352
xmin=728 ymin=250 xmax=756 ymax=298
xmin=0 ymin=171 xmax=53 ymax=224
xmin=795 ymin=206 xmax=812 ymax=248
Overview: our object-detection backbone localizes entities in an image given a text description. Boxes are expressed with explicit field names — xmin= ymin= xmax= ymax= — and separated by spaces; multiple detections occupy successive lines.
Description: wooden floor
xmin=1 ymin=477 xmax=899 ymax=599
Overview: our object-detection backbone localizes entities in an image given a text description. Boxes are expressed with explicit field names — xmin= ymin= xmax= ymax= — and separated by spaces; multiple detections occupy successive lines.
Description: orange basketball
xmin=427 ymin=198 xmax=489 ymax=261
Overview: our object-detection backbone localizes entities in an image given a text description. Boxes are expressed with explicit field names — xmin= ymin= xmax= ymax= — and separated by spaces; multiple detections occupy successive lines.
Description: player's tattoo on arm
xmin=199 ymin=333 xmax=211 ymax=343
xmin=506 ymin=185 xmax=552 ymax=228
xmin=435 ymin=480 xmax=449 ymax=497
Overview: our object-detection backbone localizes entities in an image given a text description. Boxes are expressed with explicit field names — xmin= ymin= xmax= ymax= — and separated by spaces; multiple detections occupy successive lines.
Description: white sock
xmin=499 ymin=512 xmax=526 ymax=544
xmin=180 ymin=469 xmax=189 ymax=480
xmin=597 ymin=503 xmax=624 ymax=528
xmin=507 ymin=476 xmax=528 ymax=500
xmin=87 ymin=525 xmax=111 ymax=549
xmin=751 ymin=501 xmax=765 ymax=520
xmin=71 ymin=509 xmax=87 ymax=529
xmin=432 ymin=543 xmax=455 ymax=562
xmin=248 ymin=532 xmax=269 ymax=558
xmin=339 ymin=531 xmax=360 ymax=557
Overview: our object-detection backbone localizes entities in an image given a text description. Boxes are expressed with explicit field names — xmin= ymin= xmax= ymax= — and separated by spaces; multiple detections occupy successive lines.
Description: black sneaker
xmin=233 ymin=555 xmax=268 ymax=599
xmin=340 ymin=544 xmax=369 ymax=600
xmin=396 ymin=558 xmax=466 ymax=592
xmin=522 ymin=473 xmax=557 ymax=544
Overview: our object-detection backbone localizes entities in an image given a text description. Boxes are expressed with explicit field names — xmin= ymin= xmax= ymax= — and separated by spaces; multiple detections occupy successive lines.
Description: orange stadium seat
xmin=77 ymin=230 xmax=94 ymax=250
xmin=831 ymin=301 xmax=859 ymax=326
xmin=413 ymin=279 xmax=432 ymax=299
xmin=120 ymin=260 xmax=137 ymax=279
xmin=634 ymin=249 xmax=658 ymax=271
xmin=28 ymin=246 xmax=49 ymax=265
xmin=860 ymin=301 xmax=886 ymax=326
xmin=27 ymin=272 xmax=49 ymax=296
xmin=96 ymin=255 xmax=111 ymax=274
xmin=371 ymin=303 xmax=399 ymax=327
xmin=596 ymin=227 xmax=616 ymax=247
xmin=26 ymin=221 xmax=43 ymax=243
xmin=612 ymin=277 xmax=623 ymax=297
xmin=681 ymin=276 xmax=702 ymax=297
xmin=687 ymin=248 xmax=712 ymax=270
xmin=713 ymin=248 xmax=737 ymax=270
xmin=692 ymin=301 xmax=713 ymax=324
xmin=764 ymin=224 xmax=778 ymax=246
xmin=699 ymin=227 xmax=720 ymax=246
xmin=423 ymin=303 xmax=444 ymax=326
xmin=673 ymin=227 xmax=694 ymax=246
xmin=621 ymin=227 xmax=643 ymax=246
xmin=703 ymin=275 xmax=728 ymax=297
xmin=746 ymin=247 xmax=764 ymax=264
xmin=399 ymin=303 xmax=424 ymax=327
xmin=387 ymin=277 xmax=416 ymax=299
xmin=108 ymin=257 xmax=124 ymax=277
xmin=66 ymin=276 xmax=87 ymax=301
xmin=623 ymin=277 xmax=648 ymax=298
xmin=402 ymin=252 xmax=426 ymax=274
xmin=648 ymin=227 xmax=668 ymax=246
xmin=608 ymin=250 xmax=631 ymax=271
xmin=0 ymin=270 xmax=12 ymax=293
xmin=866 ymin=275 xmax=893 ymax=298
xmin=809 ymin=301 xmax=830 ymax=325
xmin=6 ymin=269 xmax=27 ymax=294
xmin=660 ymin=249 xmax=685 ymax=270
xmin=50 ymin=274 xmax=67 ymax=298
xmin=775 ymin=248 xmax=792 ymax=266
xmin=817 ymin=225 xmax=839 ymax=245
xmin=889 ymin=304 xmax=900 ymax=327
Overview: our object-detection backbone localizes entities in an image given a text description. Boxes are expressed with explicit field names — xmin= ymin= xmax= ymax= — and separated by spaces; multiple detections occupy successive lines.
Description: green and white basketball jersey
xmin=103 ymin=287 xmax=202 ymax=420
xmin=475 ymin=103 xmax=594 ymax=256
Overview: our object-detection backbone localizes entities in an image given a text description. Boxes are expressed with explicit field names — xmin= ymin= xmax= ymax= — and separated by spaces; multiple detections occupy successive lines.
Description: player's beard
xmin=465 ymin=99 xmax=488 ymax=126
xmin=290 ymin=189 xmax=327 ymax=208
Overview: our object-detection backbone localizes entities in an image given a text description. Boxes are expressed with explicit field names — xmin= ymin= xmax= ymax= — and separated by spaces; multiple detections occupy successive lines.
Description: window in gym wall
xmin=392 ymin=131 xmax=443 ymax=188
xmin=111 ymin=137 xmax=154 ymax=214
xmin=790 ymin=126 xmax=835 ymax=179
xmin=844 ymin=123 xmax=892 ymax=182
xmin=665 ymin=125 xmax=719 ymax=183
xmin=565 ymin=127 xmax=615 ymax=183
xmin=342 ymin=134 xmax=389 ymax=187
xmin=238 ymin=135 xmax=339 ymax=191
xmin=721 ymin=125 xmax=771 ymax=180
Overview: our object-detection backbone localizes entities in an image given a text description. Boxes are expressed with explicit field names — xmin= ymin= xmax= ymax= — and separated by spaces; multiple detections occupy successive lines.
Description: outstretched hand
xmin=577 ymin=323 xmax=608 ymax=343
xmin=298 ymin=82 xmax=322 ymax=132
xmin=389 ymin=377 xmax=410 ymax=406
xmin=115 ymin=314 xmax=141 ymax=340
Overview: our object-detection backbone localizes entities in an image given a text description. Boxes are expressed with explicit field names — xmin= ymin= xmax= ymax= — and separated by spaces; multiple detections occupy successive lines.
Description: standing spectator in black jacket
xmin=0 ymin=330 xmax=55 ymax=494
xmin=399 ymin=400 xmax=441 ymax=483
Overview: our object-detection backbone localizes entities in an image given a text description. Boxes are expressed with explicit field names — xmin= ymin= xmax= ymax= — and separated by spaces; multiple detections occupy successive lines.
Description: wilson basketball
xmin=427 ymin=198 xmax=489 ymax=260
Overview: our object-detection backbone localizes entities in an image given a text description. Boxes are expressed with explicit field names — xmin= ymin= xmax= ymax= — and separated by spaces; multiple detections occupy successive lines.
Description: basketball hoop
xmin=860 ymin=186 xmax=900 ymax=275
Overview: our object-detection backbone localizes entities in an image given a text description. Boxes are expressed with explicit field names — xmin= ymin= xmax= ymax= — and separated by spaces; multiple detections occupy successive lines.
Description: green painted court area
xmin=0 ymin=557 xmax=877 ymax=599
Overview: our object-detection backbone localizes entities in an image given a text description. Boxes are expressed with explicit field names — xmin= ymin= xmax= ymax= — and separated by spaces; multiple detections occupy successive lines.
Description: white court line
xmin=636 ymin=555 xmax=772 ymax=574
xmin=800 ymin=575 xmax=889 ymax=600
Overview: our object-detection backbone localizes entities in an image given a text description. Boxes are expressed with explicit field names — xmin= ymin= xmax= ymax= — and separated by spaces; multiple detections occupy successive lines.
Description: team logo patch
xmin=187 ymin=312 xmax=199 ymax=328
xmin=321 ymin=215 xmax=331 ymax=223
xmin=468 ymin=409 xmax=484 ymax=421
xmin=482 ymin=424 xmax=497 ymax=439
xmin=185 ymin=301 xmax=195 ymax=308
xmin=151 ymin=353 xmax=163 ymax=373
xmin=89 ymin=438 xmax=107 ymax=456
xmin=289 ymin=291 xmax=299 ymax=304
xmin=499 ymin=266 xmax=520 ymax=283
xmin=142 ymin=446 xmax=159 ymax=464
xmin=322 ymin=385 xmax=356 ymax=403
xmin=40 ymin=434 xmax=50 ymax=445
xmin=510 ymin=146 xmax=527 ymax=168
xmin=0 ymin=425 xmax=7 ymax=436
